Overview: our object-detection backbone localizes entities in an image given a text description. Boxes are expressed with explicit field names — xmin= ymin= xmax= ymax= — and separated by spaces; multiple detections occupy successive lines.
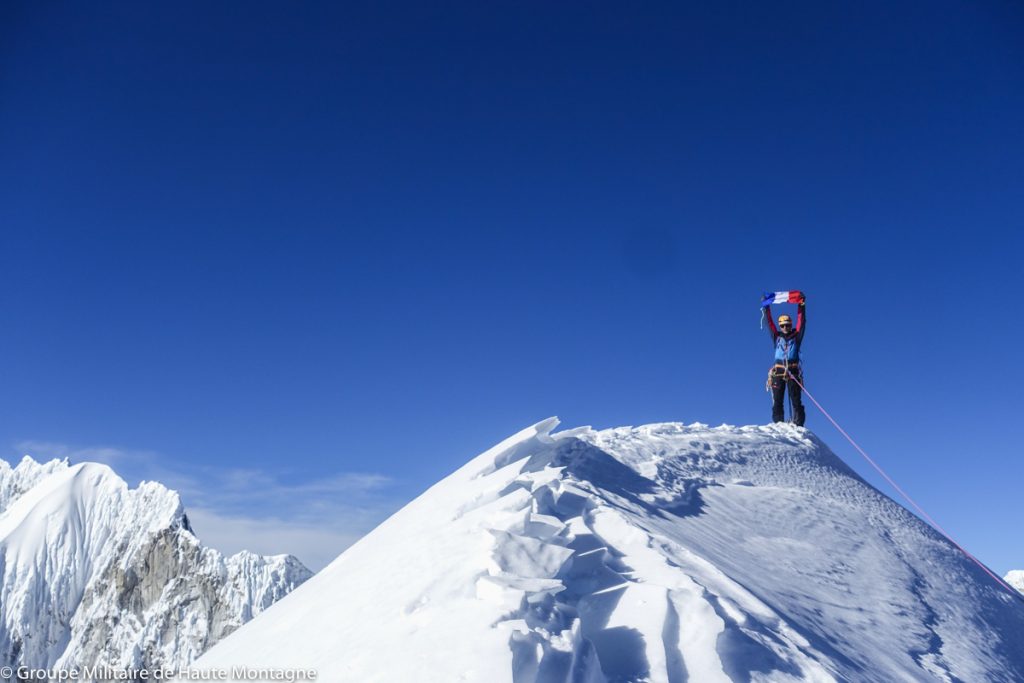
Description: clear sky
xmin=2 ymin=1 xmax=1022 ymax=571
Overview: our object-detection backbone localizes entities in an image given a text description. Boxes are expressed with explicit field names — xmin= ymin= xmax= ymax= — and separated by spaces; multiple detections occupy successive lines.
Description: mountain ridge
xmin=198 ymin=418 xmax=1024 ymax=682
xmin=0 ymin=454 xmax=312 ymax=670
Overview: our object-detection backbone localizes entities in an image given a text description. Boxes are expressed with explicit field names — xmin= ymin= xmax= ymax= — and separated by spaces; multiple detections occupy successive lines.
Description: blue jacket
xmin=765 ymin=304 xmax=806 ymax=363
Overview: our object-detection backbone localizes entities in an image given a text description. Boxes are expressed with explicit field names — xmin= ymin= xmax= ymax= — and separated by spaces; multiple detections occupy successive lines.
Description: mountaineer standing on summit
xmin=762 ymin=291 xmax=807 ymax=426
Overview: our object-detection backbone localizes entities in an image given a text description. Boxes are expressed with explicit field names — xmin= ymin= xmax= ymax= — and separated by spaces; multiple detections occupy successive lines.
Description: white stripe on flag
xmin=772 ymin=292 xmax=789 ymax=304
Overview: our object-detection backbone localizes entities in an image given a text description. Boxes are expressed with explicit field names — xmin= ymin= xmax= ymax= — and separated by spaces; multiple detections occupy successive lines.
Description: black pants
xmin=771 ymin=369 xmax=805 ymax=426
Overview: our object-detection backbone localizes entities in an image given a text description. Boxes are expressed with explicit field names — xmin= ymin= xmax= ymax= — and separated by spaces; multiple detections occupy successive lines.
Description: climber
xmin=762 ymin=291 xmax=806 ymax=426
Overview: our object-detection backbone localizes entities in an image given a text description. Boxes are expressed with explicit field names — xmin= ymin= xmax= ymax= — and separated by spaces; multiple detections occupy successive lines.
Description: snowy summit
xmin=199 ymin=419 xmax=1024 ymax=682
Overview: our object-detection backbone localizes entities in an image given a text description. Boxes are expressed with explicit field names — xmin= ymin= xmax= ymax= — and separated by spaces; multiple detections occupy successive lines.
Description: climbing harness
xmin=783 ymin=367 xmax=1024 ymax=605
xmin=765 ymin=362 xmax=801 ymax=390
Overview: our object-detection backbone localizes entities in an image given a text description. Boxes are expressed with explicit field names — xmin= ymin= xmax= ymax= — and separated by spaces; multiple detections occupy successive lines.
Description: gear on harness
xmin=765 ymin=361 xmax=802 ymax=391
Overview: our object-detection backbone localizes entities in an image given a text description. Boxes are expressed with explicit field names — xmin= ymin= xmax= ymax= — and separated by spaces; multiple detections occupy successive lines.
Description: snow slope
xmin=198 ymin=419 xmax=1024 ymax=682
xmin=0 ymin=456 xmax=312 ymax=670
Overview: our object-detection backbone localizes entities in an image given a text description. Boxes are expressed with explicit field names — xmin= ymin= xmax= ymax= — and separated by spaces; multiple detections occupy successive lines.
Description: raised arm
xmin=795 ymin=297 xmax=806 ymax=342
xmin=764 ymin=303 xmax=778 ymax=340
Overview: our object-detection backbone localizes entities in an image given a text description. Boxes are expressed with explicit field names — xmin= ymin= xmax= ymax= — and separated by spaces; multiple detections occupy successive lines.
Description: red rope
xmin=786 ymin=370 xmax=1023 ymax=602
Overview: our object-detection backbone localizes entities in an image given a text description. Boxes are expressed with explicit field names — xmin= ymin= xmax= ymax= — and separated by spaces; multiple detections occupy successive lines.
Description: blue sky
xmin=2 ymin=1 xmax=1022 ymax=571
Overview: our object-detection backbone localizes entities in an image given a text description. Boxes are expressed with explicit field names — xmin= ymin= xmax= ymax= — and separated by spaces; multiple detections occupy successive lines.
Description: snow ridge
xmin=0 ymin=456 xmax=312 ymax=670
xmin=198 ymin=419 xmax=1024 ymax=682
xmin=471 ymin=425 xmax=838 ymax=682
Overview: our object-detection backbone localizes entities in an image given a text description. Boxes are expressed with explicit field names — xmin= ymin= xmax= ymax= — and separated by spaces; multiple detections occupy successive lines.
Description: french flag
xmin=761 ymin=290 xmax=804 ymax=307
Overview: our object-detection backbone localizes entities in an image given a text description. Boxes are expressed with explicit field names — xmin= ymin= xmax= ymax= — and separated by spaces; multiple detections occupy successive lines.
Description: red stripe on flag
xmin=787 ymin=291 xmax=803 ymax=303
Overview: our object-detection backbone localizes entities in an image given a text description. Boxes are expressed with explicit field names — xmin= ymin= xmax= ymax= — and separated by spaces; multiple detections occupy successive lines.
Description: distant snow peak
xmin=0 ymin=455 xmax=312 ymax=670
xmin=0 ymin=454 xmax=70 ymax=510
xmin=199 ymin=419 xmax=1024 ymax=682
xmin=1007 ymin=570 xmax=1024 ymax=594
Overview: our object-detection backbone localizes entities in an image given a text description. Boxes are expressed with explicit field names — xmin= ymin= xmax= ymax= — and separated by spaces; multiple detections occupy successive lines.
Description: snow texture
xmin=0 ymin=456 xmax=312 ymax=670
xmin=1007 ymin=571 xmax=1024 ymax=594
xmin=199 ymin=419 xmax=1024 ymax=682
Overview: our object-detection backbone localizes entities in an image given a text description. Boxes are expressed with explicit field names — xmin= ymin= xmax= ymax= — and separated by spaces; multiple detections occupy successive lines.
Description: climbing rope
xmin=785 ymin=369 xmax=1024 ymax=604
